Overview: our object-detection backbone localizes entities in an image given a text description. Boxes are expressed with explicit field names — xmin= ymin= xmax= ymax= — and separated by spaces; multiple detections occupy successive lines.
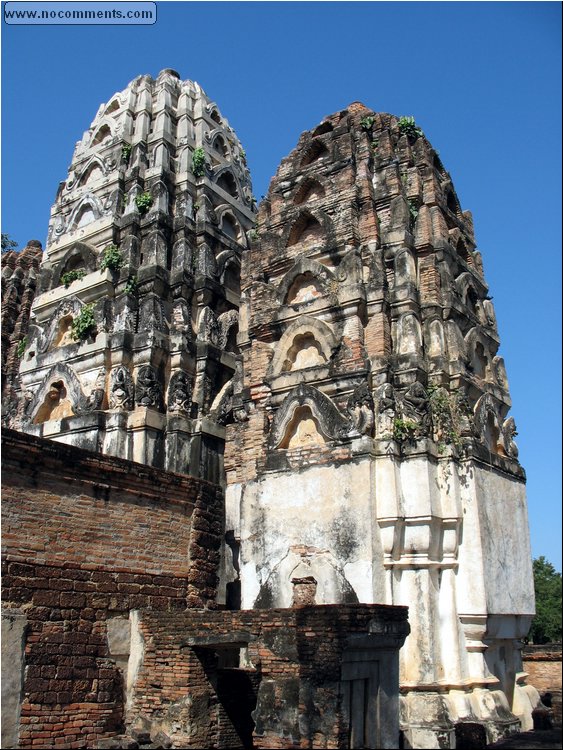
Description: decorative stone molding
xmin=268 ymin=383 xmax=350 ymax=448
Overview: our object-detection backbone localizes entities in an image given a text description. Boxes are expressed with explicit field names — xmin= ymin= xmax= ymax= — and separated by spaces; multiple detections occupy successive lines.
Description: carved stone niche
xmin=167 ymin=371 xmax=191 ymax=413
xmin=109 ymin=366 xmax=135 ymax=410
xmin=28 ymin=363 xmax=90 ymax=424
xmin=269 ymin=384 xmax=351 ymax=450
xmin=282 ymin=405 xmax=326 ymax=449
xmin=33 ymin=380 xmax=74 ymax=423
xmin=135 ymin=365 xmax=163 ymax=411
xmin=283 ymin=334 xmax=327 ymax=372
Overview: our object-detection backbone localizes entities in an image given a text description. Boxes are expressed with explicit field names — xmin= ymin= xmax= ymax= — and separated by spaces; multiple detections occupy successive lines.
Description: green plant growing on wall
xmin=247 ymin=229 xmax=259 ymax=242
xmin=192 ymin=147 xmax=206 ymax=178
xmin=61 ymin=269 xmax=86 ymax=288
xmin=100 ymin=244 xmax=123 ymax=272
xmin=121 ymin=143 xmax=132 ymax=165
xmin=392 ymin=418 xmax=419 ymax=443
xmin=124 ymin=275 xmax=138 ymax=295
xmin=360 ymin=116 xmax=375 ymax=131
xmin=427 ymin=385 xmax=465 ymax=453
xmin=135 ymin=192 xmax=153 ymax=215
xmin=398 ymin=116 xmax=423 ymax=139
xmin=371 ymin=139 xmax=379 ymax=151
xmin=16 ymin=336 xmax=28 ymax=358
xmin=70 ymin=304 xmax=97 ymax=342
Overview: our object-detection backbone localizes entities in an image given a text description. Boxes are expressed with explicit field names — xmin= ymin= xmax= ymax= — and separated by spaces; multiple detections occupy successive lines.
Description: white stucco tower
xmin=13 ymin=70 xmax=255 ymax=482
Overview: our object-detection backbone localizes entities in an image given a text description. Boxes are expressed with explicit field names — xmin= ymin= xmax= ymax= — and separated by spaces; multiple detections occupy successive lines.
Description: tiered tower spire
xmin=222 ymin=103 xmax=533 ymax=745
xmin=14 ymin=70 xmax=255 ymax=479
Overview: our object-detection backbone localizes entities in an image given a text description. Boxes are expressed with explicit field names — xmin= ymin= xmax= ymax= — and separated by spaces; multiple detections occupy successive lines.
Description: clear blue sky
xmin=2 ymin=2 xmax=561 ymax=570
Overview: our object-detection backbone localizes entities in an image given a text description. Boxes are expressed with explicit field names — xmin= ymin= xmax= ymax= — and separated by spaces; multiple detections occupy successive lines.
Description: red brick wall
xmin=128 ymin=605 xmax=408 ymax=749
xmin=1 ymin=429 xmax=223 ymax=749
xmin=523 ymin=644 xmax=562 ymax=695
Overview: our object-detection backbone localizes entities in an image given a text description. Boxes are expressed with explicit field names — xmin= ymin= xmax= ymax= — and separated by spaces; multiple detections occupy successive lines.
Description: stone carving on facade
xmin=502 ymin=416 xmax=519 ymax=458
xmin=75 ymin=369 xmax=106 ymax=414
xmin=26 ymin=364 xmax=87 ymax=424
xmin=135 ymin=365 xmax=163 ymax=410
xmin=210 ymin=378 xmax=234 ymax=425
xmin=167 ymin=371 xmax=192 ymax=414
xmin=33 ymin=381 xmax=75 ymax=423
xmin=139 ymin=296 xmax=165 ymax=333
xmin=269 ymin=384 xmax=350 ymax=449
xmin=112 ymin=305 xmax=137 ymax=334
xmin=473 ymin=393 xmax=502 ymax=449
xmin=39 ymin=298 xmax=81 ymax=352
xmin=217 ymin=309 xmax=238 ymax=350
xmin=109 ymin=366 xmax=135 ymax=410
xmin=400 ymin=381 xmax=430 ymax=434
xmin=347 ymin=382 xmax=375 ymax=437
xmin=493 ymin=355 xmax=509 ymax=390
xmin=198 ymin=306 xmax=220 ymax=346
xmin=197 ymin=242 xmax=217 ymax=277
xmin=170 ymin=300 xmax=191 ymax=335
xmin=375 ymin=383 xmax=396 ymax=437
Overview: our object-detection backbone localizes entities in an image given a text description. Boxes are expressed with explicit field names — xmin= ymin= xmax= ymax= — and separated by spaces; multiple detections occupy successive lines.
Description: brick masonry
xmin=125 ymin=604 xmax=409 ymax=749
xmin=1 ymin=428 xmax=223 ymax=749
xmin=523 ymin=644 xmax=562 ymax=725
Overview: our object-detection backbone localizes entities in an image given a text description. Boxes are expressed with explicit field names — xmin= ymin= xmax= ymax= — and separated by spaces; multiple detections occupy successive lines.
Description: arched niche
xmin=474 ymin=393 xmax=504 ymax=454
xmin=29 ymin=363 xmax=86 ymax=424
xmin=456 ymin=272 xmax=485 ymax=322
xmin=212 ymin=133 xmax=229 ymax=157
xmin=216 ymin=171 xmax=238 ymax=199
xmin=465 ymin=328 xmax=497 ymax=382
xmin=53 ymin=315 xmax=75 ymax=347
xmin=395 ymin=313 xmax=423 ymax=355
xmin=33 ymin=380 xmax=74 ymax=423
xmin=287 ymin=273 xmax=324 ymax=304
xmin=52 ymin=242 xmax=98 ymax=289
xmin=209 ymin=107 xmax=222 ymax=125
xmin=67 ymin=194 xmax=104 ymax=233
xmin=105 ymin=98 xmax=120 ymax=115
xmin=279 ymin=405 xmax=325 ymax=448
xmin=91 ymin=123 xmax=112 ymax=147
xmin=312 ymin=121 xmax=333 ymax=138
xmin=300 ymin=139 xmax=329 ymax=167
xmin=282 ymin=333 xmax=327 ymax=372
xmin=456 ymin=237 xmax=473 ymax=267
xmin=220 ymin=211 xmax=241 ymax=242
xmin=286 ymin=213 xmax=325 ymax=248
xmin=278 ymin=256 xmax=333 ymax=303
xmin=254 ymin=550 xmax=358 ymax=609
xmin=269 ymin=384 xmax=349 ymax=449
xmin=75 ymin=205 xmax=96 ymax=229
xmin=42 ymin=297 xmax=85 ymax=351
xmin=269 ymin=316 xmax=337 ymax=376
xmin=79 ymin=158 xmax=105 ymax=188
xmin=293 ymin=178 xmax=325 ymax=205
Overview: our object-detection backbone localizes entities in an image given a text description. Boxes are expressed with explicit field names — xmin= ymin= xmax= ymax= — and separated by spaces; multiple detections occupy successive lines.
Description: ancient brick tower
xmin=1 ymin=240 xmax=43 ymax=414
xmin=13 ymin=69 xmax=254 ymax=480
xmin=222 ymin=103 xmax=535 ymax=746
